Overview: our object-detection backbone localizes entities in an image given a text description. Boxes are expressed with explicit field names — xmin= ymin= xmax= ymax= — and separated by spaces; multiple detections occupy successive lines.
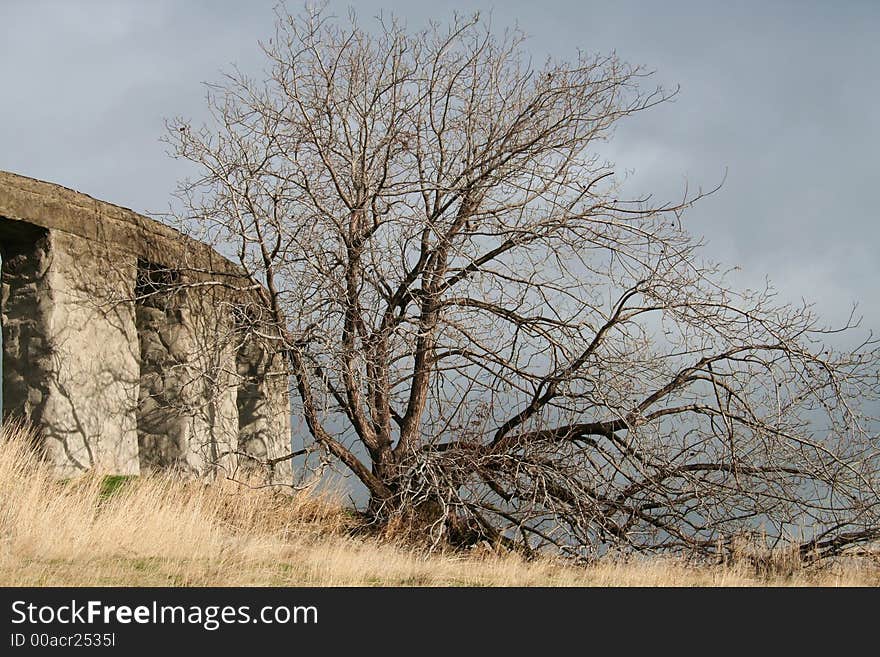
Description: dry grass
xmin=1 ymin=423 xmax=877 ymax=587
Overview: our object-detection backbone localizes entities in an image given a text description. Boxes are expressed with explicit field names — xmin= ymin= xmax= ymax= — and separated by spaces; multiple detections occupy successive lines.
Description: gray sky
xmin=2 ymin=0 xmax=878 ymax=339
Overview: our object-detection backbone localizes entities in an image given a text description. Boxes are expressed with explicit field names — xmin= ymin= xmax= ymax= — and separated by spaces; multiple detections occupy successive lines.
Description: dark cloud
xmin=2 ymin=0 xmax=877 ymax=334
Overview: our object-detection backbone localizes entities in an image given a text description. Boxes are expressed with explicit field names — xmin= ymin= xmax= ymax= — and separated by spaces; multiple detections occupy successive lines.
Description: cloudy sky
xmin=2 ymin=0 xmax=878 ymax=339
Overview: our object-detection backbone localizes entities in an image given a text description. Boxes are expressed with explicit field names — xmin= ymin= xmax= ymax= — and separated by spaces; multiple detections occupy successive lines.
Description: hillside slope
xmin=1 ymin=424 xmax=877 ymax=587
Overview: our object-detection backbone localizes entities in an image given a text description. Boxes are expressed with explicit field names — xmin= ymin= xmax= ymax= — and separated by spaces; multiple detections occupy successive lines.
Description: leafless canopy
xmin=166 ymin=5 xmax=880 ymax=560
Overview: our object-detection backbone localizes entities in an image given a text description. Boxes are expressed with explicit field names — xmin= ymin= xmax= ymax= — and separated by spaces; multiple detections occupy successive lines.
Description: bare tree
xmin=164 ymin=5 xmax=880 ymax=561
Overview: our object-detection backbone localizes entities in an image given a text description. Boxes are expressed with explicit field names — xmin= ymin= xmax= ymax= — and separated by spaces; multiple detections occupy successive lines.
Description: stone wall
xmin=0 ymin=171 xmax=291 ymax=483
xmin=236 ymin=336 xmax=291 ymax=481
xmin=134 ymin=261 xmax=243 ymax=478
xmin=1 ymin=221 xmax=53 ymax=438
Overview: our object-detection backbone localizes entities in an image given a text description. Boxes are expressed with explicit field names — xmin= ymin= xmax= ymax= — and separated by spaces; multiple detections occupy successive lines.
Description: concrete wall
xmin=0 ymin=171 xmax=291 ymax=483
xmin=42 ymin=230 xmax=141 ymax=476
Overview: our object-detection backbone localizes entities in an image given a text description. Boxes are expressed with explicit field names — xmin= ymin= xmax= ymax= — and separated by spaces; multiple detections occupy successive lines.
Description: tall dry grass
xmin=1 ymin=423 xmax=877 ymax=586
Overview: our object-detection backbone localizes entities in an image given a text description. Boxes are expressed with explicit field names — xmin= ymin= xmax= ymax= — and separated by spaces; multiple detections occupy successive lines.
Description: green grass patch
xmin=99 ymin=475 xmax=136 ymax=500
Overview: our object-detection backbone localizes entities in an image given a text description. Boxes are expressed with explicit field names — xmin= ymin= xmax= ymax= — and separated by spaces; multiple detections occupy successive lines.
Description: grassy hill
xmin=1 ymin=424 xmax=877 ymax=587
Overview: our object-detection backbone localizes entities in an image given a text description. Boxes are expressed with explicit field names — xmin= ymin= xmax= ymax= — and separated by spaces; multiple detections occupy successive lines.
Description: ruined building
xmin=0 ymin=171 xmax=291 ymax=482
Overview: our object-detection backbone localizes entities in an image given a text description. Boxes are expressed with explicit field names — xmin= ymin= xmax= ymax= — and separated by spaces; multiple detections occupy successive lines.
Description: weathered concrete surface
xmin=42 ymin=230 xmax=141 ymax=476
xmin=0 ymin=171 xmax=291 ymax=483
xmin=236 ymin=338 xmax=291 ymax=479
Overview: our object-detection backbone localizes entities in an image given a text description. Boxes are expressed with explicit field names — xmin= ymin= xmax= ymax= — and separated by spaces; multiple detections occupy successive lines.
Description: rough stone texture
xmin=0 ymin=171 xmax=291 ymax=483
xmin=1 ymin=221 xmax=53 ymax=437
xmin=135 ymin=272 xmax=244 ymax=478
xmin=237 ymin=337 xmax=292 ymax=481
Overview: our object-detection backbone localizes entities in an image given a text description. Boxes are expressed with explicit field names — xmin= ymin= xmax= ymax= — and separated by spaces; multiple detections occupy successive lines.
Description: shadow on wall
xmin=0 ymin=185 xmax=291 ymax=485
